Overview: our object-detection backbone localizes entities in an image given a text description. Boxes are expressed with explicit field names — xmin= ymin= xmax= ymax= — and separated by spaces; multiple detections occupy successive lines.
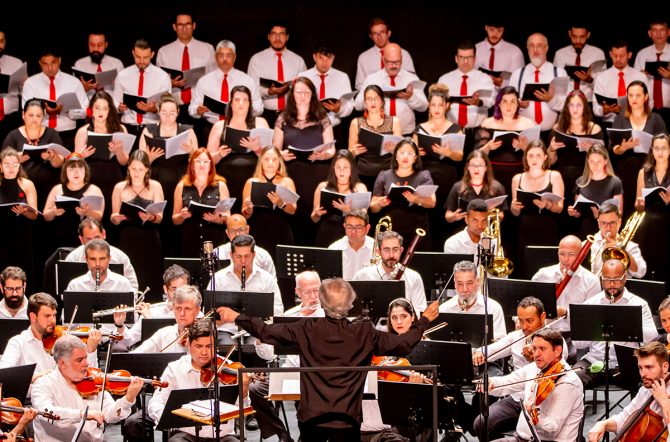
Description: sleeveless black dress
xmin=636 ymin=169 xmax=670 ymax=285
xmin=85 ymin=124 xmax=123 ymax=222
xmin=48 ymin=183 xmax=91 ymax=253
xmin=0 ymin=178 xmax=35 ymax=284
xmin=180 ymin=184 xmax=226 ymax=258
xmin=217 ymin=123 xmax=258 ymax=214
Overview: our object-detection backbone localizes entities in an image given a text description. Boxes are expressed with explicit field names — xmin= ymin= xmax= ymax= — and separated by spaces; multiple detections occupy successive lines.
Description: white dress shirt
xmin=299 ymin=66 xmax=354 ymax=127
xmin=592 ymin=66 xmax=649 ymax=122
xmin=355 ymin=45 xmax=415 ymax=90
xmin=352 ymin=263 xmax=427 ymax=313
xmin=21 ymin=71 xmax=88 ymax=131
xmin=590 ymin=232 xmax=647 ymax=278
xmin=612 ymin=383 xmax=670 ymax=434
xmin=509 ymin=62 xmax=568 ymax=131
xmin=490 ymin=362 xmax=584 ymax=442
xmin=131 ymin=323 xmax=186 ymax=354
xmin=439 ymin=294 xmax=507 ymax=340
xmin=65 ymin=244 xmax=139 ymax=290
xmin=437 ymin=68 xmax=494 ymax=128
xmin=156 ymin=38 xmax=216 ymax=104
xmin=355 ymin=68 xmax=428 ymax=134
xmin=573 ymin=289 xmax=657 ymax=366
xmin=443 ymin=227 xmax=500 ymax=262
xmin=634 ymin=43 xmax=670 ymax=108
xmin=532 ymin=264 xmax=601 ymax=331
xmin=189 ymin=67 xmax=263 ymax=123
xmin=0 ymin=54 xmax=25 ymax=116
xmin=73 ymin=53 xmax=125 ymax=98
xmin=247 ymin=47 xmax=307 ymax=111
xmin=215 ymin=242 xmax=276 ymax=276
xmin=553 ymin=44 xmax=606 ymax=100
xmin=123 ymin=307 xmax=202 ymax=349
xmin=328 ymin=235 xmax=375 ymax=280
xmin=112 ymin=64 xmax=172 ymax=125
xmin=32 ymin=368 xmax=134 ymax=442
xmin=475 ymin=39 xmax=525 ymax=91
xmin=148 ymin=354 xmax=245 ymax=438
xmin=0 ymin=296 xmax=27 ymax=319
xmin=65 ymin=269 xmax=133 ymax=293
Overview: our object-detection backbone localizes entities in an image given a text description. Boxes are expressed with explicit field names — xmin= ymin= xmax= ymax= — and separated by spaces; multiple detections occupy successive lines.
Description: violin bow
xmin=66 ymin=305 xmax=79 ymax=332
xmin=97 ymin=339 xmax=115 ymax=431
xmin=434 ymin=270 xmax=456 ymax=306
xmin=206 ymin=343 xmax=238 ymax=388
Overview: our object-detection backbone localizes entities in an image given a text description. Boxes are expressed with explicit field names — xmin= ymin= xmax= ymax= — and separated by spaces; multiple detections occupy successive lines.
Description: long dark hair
xmin=224 ymin=85 xmax=255 ymax=127
xmin=386 ymin=297 xmax=417 ymax=335
xmin=624 ymin=80 xmax=651 ymax=118
xmin=282 ymin=77 xmax=327 ymax=126
xmin=643 ymin=133 xmax=670 ymax=173
xmin=460 ymin=150 xmax=494 ymax=196
xmin=88 ymin=90 xmax=122 ymax=133
xmin=493 ymin=86 xmax=520 ymax=120
xmin=325 ymin=150 xmax=360 ymax=192
xmin=555 ymin=89 xmax=595 ymax=134
xmin=125 ymin=150 xmax=151 ymax=187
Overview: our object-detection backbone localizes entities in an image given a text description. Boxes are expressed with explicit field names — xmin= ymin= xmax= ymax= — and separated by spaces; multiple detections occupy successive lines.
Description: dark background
xmin=1 ymin=1 xmax=664 ymax=85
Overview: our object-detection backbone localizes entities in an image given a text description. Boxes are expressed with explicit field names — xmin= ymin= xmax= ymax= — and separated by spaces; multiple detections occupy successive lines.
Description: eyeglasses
xmin=295 ymin=90 xmax=312 ymax=96
xmin=601 ymin=276 xmax=626 ymax=284
xmin=384 ymin=60 xmax=401 ymax=66
xmin=297 ymin=288 xmax=319 ymax=296
xmin=3 ymin=286 xmax=24 ymax=294
xmin=344 ymin=224 xmax=366 ymax=231
xmin=598 ymin=220 xmax=618 ymax=228
xmin=175 ymin=23 xmax=193 ymax=28
xmin=159 ymin=111 xmax=178 ymax=117
xmin=1 ymin=163 xmax=20 ymax=169
xmin=397 ymin=151 xmax=416 ymax=158
xmin=381 ymin=247 xmax=402 ymax=254
xmin=227 ymin=227 xmax=247 ymax=235
xmin=194 ymin=159 xmax=211 ymax=165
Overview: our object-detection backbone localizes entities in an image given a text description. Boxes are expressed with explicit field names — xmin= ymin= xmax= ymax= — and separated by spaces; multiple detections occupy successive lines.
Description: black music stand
xmin=62 ymin=291 xmax=135 ymax=324
xmin=163 ymin=257 xmax=229 ymax=293
xmin=347 ymin=280 xmax=405 ymax=320
xmin=428 ymin=313 xmax=494 ymax=348
xmin=412 ymin=252 xmax=471 ymax=301
xmin=140 ymin=318 xmax=177 ymax=343
xmin=627 ymin=279 xmax=667 ymax=313
xmin=0 ymin=319 xmax=29 ymax=353
xmin=601 ymin=344 xmax=642 ymax=420
xmin=377 ymin=381 xmax=439 ymax=441
xmin=488 ymin=278 xmax=558 ymax=331
xmin=55 ymin=261 xmax=123 ymax=295
xmin=203 ymin=291 xmax=275 ymax=319
xmin=571 ymin=304 xmax=643 ymax=419
xmin=155 ymin=386 xmax=239 ymax=437
xmin=0 ymin=363 xmax=35 ymax=403
xmin=276 ymin=245 xmax=343 ymax=278
xmin=524 ymin=245 xmax=558 ymax=280
xmin=406 ymin=340 xmax=474 ymax=386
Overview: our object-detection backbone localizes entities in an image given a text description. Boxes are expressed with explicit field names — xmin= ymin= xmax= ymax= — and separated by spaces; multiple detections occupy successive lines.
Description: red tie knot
xmin=534 ymin=69 xmax=540 ymax=75
xmin=618 ymin=72 xmax=624 ymax=78
xmin=320 ymin=74 xmax=327 ymax=81
xmin=276 ymin=52 xmax=283 ymax=58
xmin=139 ymin=69 xmax=145 ymax=75
xmin=657 ymin=53 xmax=663 ymax=61
xmin=490 ymin=48 xmax=495 ymax=53
xmin=48 ymin=76 xmax=55 ymax=81
xmin=462 ymin=75 xmax=468 ymax=81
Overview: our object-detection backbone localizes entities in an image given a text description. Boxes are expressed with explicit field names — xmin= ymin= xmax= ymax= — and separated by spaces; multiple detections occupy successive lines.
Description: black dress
xmin=47 ymin=183 xmax=92 ymax=253
xmin=611 ymin=113 xmax=667 ymax=217
xmin=0 ymin=178 xmax=35 ymax=285
xmin=217 ymin=123 xmax=258 ymax=215
xmin=475 ymin=127 xmax=523 ymax=197
xmin=373 ymin=169 xmax=434 ymax=251
xmin=118 ymin=193 xmax=163 ymax=301
xmin=278 ymin=115 xmax=331 ymax=246
xmin=85 ymin=124 xmax=123 ymax=222
xmin=356 ymin=116 xmax=395 ymax=190
xmin=636 ymin=169 xmax=670 ymax=285
xmin=415 ymin=122 xmax=463 ymax=249
xmin=248 ymin=179 xmax=295 ymax=261
xmin=314 ymin=186 xmax=355 ymax=248
xmin=146 ymin=124 xmax=191 ymax=257
xmin=573 ymin=176 xmax=623 ymax=238
xmin=180 ymin=184 xmax=226 ymax=258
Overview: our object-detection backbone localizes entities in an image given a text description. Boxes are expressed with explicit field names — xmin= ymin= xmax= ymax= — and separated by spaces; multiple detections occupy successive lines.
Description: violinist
xmin=588 ymin=341 xmax=670 ymax=442
xmin=0 ymin=408 xmax=37 ymax=442
xmin=352 ymin=230 xmax=428 ymax=314
xmin=487 ymin=329 xmax=584 ymax=442
xmin=473 ymin=297 xmax=568 ymax=441
xmin=124 ymin=319 xmax=250 ymax=441
xmin=31 ymin=334 xmax=143 ymax=442
xmin=0 ymin=293 xmax=100 ymax=386
xmin=572 ymin=259 xmax=657 ymax=390
xmin=439 ymin=260 xmax=507 ymax=340
xmin=64 ymin=239 xmax=133 ymax=293
xmin=130 ymin=285 xmax=203 ymax=353
xmin=0 ymin=267 xmax=28 ymax=319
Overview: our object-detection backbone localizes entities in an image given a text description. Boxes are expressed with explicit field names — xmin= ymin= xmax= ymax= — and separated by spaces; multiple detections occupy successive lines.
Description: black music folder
xmin=594 ymin=94 xmax=619 ymax=107
xmin=645 ymin=61 xmax=670 ymax=80
xmin=521 ymin=83 xmax=549 ymax=101
xmin=250 ymin=181 xmax=276 ymax=209
xmin=203 ymin=95 xmax=228 ymax=116
xmin=223 ymin=126 xmax=251 ymax=153
xmin=122 ymin=93 xmax=148 ymax=114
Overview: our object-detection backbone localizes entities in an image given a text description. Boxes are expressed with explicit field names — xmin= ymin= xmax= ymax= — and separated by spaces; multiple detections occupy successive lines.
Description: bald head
xmin=225 ymin=214 xmax=250 ymax=240
xmin=603 ymin=258 xmax=626 ymax=276
xmin=383 ymin=43 xmax=403 ymax=76
xmin=558 ymin=235 xmax=583 ymax=270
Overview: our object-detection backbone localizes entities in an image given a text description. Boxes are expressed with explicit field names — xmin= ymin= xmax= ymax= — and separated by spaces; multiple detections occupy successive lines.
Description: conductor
xmin=218 ymin=277 xmax=440 ymax=440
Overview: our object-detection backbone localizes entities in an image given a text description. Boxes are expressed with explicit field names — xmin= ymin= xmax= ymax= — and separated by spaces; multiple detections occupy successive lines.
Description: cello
xmin=611 ymin=375 xmax=670 ymax=442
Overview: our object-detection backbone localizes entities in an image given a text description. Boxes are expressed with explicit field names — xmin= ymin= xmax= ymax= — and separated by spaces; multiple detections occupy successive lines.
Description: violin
xmin=42 ymin=326 xmax=123 ymax=354
xmin=0 ymin=397 xmax=60 ymax=424
xmin=74 ymin=367 xmax=168 ymax=397
xmin=371 ymin=356 xmax=433 ymax=384
xmin=530 ymin=360 xmax=565 ymax=425
xmin=200 ymin=356 xmax=245 ymax=386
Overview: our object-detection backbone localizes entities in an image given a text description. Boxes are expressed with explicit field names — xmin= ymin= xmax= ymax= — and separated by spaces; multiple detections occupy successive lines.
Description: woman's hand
xmin=147 ymin=147 xmax=165 ymax=163
xmin=138 ymin=211 xmax=157 ymax=223
xmin=349 ymin=143 xmax=367 ymax=157
xmin=217 ymin=145 xmax=232 ymax=160
xmin=267 ymin=191 xmax=283 ymax=208
xmin=203 ymin=211 xmax=225 ymax=224
xmin=548 ymin=136 xmax=565 ymax=152
xmin=280 ymin=149 xmax=296 ymax=162
xmin=76 ymin=145 xmax=96 ymax=159
xmin=180 ymin=207 xmax=192 ymax=220
xmin=510 ymin=199 xmax=524 ymax=214
xmin=75 ymin=203 xmax=90 ymax=217
xmin=240 ymin=136 xmax=262 ymax=153
xmin=242 ymin=197 xmax=254 ymax=216
xmin=311 ymin=206 xmax=327 ymax=219
xmin=567 ymin=205 xmax=581 ymax=218
xmin=108 ymin=139 xmax=124 ymax=156
xmin=432 ymin=142 xmax=452 ymax=158
xmin=332 ymin=198 xmax=352 ymax=213
xmin=110 ymin=213 xmax=128 ymax=224
xmin=484 ymin=139 xmax=503 ymax=152
xmin=513 ymin=135 xmax=529 ymax=152
xmin=660 ymin=190 xmax=670 ymax=206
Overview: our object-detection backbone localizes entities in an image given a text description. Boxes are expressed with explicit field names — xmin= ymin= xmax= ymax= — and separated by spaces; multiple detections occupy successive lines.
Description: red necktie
xmin=654 ymin=53 xmax=663 ymax=110
xmin=534 ymin=69 xmax=543 ymax=124
xmin=489 ymin=48 xmax=495 ymax=70
xmin=319 ymin=74 xmax=327 ymax=100
xmin=389 ymin=75 xmax=397 ymax=116
xmin=48 ymin=76 xmax=57 ymax=128
xmin=181 ymin=45 xmax=191 ymax=104
xmin=380 ymin=50 xmax=384 ymax=69
xmin=219 ymin=73 xmax=229 ymax=121
xmin=136 ymin=69 xmax=144 ymax=124
xmin=617 ymin=71 xmax=626 ymax=97
xmin=0 ymin=67 xmax=4 ymax=121
xmin=574 ymin=49 xmax=582 ymax=90
xmin=276 ymin=52 xmax=285 ymax=111
xmin=96 ymin=63 xmax=102 ymax=73
xmin=458 ymin=75 xmax=468 ymax=127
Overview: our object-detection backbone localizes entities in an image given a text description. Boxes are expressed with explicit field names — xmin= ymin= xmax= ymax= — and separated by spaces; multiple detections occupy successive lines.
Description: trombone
xmin=370 ymin=215 xmax=392 ymax=265
xmin=484 ymin=209 xmax=513 ymax=277
xmin=600 ymin=211 xmax=645 ymax=271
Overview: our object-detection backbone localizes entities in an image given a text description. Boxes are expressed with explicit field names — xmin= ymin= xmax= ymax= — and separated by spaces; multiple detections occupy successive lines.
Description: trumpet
xmin=484 ymin=209 xmax=513 ymax=277
xmin=601 ymin=211 xmax=645 ymax=270
xmin=370 ymin=216 xmax=392 ymax=265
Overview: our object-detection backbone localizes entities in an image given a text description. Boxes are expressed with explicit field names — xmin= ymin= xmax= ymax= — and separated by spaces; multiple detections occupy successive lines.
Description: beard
xmin=89 ymin=51 xmax=104 ymax=64
xmin=606 ymin=286 xmax=624 ymax=301
xmin=4 ymin=295 xmax=22 ymax=309
xmin=530 ymin=57 xmax=544 ymax=68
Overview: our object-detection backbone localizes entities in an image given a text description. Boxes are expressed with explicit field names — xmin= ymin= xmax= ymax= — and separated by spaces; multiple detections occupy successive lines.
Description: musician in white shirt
xmin=444 ymin=199 xmax=492 ymax=257
xmin=475 ymin=22 xmax=525 ymax=91
xmin=553 ymin=25 xmax=606 ymax=101
xmin=73 ymin=32 xmax=125 ymax=98
xmin=0 ymin=266 xmax=28 ymax=319
xmin=215 ymin=214 xmax=276 ymax=276
xmin=0 ymin=31 xmax=26 ymax=138
xmin=634 ymin=20 xmax=670 ymax=114
xmin=328 ymin=209 xmax=374 ymax=280
xmin=65 ymin=239 xmax=133 ymax=293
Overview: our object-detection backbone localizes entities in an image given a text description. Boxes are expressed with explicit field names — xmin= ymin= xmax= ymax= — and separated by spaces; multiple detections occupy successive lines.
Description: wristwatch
xmin=279 ymin=202 xmax=287 ymax=210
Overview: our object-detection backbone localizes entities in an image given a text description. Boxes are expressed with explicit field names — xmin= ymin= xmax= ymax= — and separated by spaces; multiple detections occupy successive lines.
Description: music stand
xmin=520 ymin=401 xmax=543 ymax=442
xmin=427 ymin=313 xmax=494 ymax=348
xmin=62 ymin=291 xmax=135 ymax=324
xmin=626 ymin=279 xmax=667 ymax=312
xmin=55 ymin=261 xmax=123 ymax=295
xmin=140 ymin=319 xmax=177 ymax=343
xmin=275 ymin=245 xmax=342 ymax=278
xmin=71 ymin=405 xmax=88 ymax=442
xmin=570 ymin=304 xmax=643 ymax=419
xmin=487 ymin=278 xmax=558 ymax=331
xmin=412 ymin=252 xmax=471 ymax=301
xmin=163 ymin=257 xmax=230 ymax=293
xmin=0 ymin=319 xmax=29 ymax=353
xmin=347 ymin=280 xmax=405 ymax=320
xmin=155 ymin=386 xmax=239 ymax=435
xmin=406 ymin=340 xmax=474 ymax=386
xmin=203 ymin=291 xmax=275 ymax=319
xmin=377 ymin=381 xmax=439 ymax=440
xmin=524 ymin=246 xmax=558 ymax=280
xmin=0 ymin=363 xmax=35 ymax=403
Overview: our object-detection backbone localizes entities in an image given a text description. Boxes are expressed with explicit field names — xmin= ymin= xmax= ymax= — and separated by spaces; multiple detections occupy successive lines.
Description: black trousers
xmin=298 ymin=418 xmax=360 ymax=442
xmin=123 ymin=409 xmax=156 ymax=441
xmin=473 ymin=395 xmax=521 ymax=441
xmin=248 ymin=378 xmax=290 ymax=439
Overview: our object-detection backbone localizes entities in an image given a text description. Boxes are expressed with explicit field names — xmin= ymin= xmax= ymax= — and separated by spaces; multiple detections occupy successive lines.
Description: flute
xmin=92 ymin=301 xmax=170 ymax=318
xmin=281 ymin=303 xmax=321 ymax=317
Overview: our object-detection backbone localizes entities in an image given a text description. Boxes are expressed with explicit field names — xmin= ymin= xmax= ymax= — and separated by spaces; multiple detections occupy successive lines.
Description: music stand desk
xmin=429 ymin=312 xmax=494 ymax=348
xmin=406 ymin=340 xmax=474 ymax=386
xmin=412 ymin=252 xmax=471 ymax=299
xmin=140 ymin=319 xmax=176 ymax=343
xmin=155 ymin=386 xmax=240 ymax=432
xmin=348 ymin=280 xmax=405 ymax=319
xmin=171 ymin=406 xmax=255 ymax=425
xmin=0 ymin=319 xmax=29 ymax=353
xmin=62 ymin=291 xmax=135 ymax=324
xmin=0 ymin=363 xmax=35 ymax=403
xmin=488 ymin=278 xmax=558 ymax=319
xmin=276 ymin=245 xmax=342 ymax=278
xmin=204 ymin=290 xmax=275 ymax=319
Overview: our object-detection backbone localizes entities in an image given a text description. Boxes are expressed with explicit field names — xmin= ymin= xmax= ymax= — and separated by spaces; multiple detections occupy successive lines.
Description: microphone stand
xmin=202 ymin=241 xmax=221 ymax=441
xmin=477 ymin=236 xmax=493 ymax=442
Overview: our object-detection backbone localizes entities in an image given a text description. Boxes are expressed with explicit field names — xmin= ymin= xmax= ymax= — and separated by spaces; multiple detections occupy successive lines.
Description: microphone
xmin=478 ymin=235 xmax=493 ymax=267
xmin=202 ymin=241 xmax=217 ymax=272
